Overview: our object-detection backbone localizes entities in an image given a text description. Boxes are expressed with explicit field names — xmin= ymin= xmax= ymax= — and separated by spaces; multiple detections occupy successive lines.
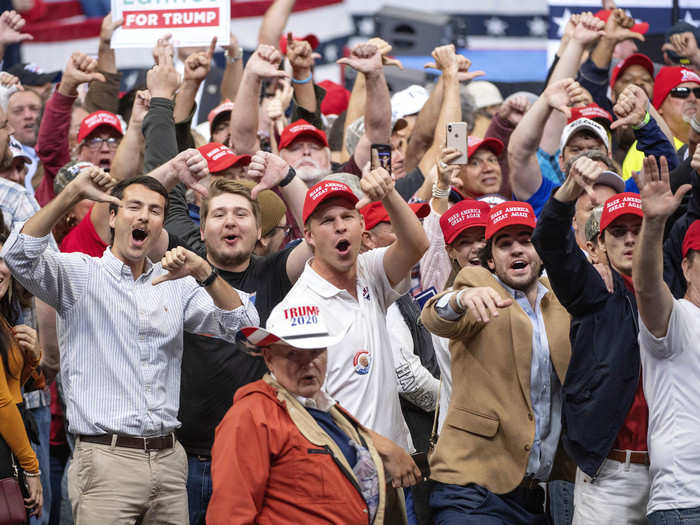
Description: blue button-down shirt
xmin=497 ymin=277 xmax=561 ymax=480
xmin=1 ymin=228 xmax=259 ymax=436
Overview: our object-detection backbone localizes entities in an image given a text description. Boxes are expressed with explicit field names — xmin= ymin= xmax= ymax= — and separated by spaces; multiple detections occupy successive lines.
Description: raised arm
xmin=285 ymin=33 xmax=317 ymax=114
xmin=174 ymin=37 xmax=216 ymax=124
xmin=84 ymin=13 xmax=123 ymax=115
xmin=220 ymin=33 xmax=244 ymax=103
xmin=91 ymin=90 xmax=151 ymax=243
xmin=357 ymin=166 xmax=429 ymax=286
xmin=634 ymin=156 xmax=692 ymax=337
xmin=257 ymin=0 xmax=295 ymax=47
xmin=0 ymin=10 xmax=32 ymax=64
xmin=246 ymin=150 xmax=312 ymax=282
xmin=591 ymin=9 xmax=645 ymax=71
xmin=338 ymin=43 xmax=390 ymax=169
xmin=229 ymin=45 xmax=288 ymax=155
xmin=509 ymin=79 xmax=585 ymax=200
xmin=35 ymin=53 xmax=105 ymax=206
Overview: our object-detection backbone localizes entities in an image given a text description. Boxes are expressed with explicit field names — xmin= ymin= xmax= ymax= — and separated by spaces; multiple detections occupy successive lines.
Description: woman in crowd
xmin=0 ymin=219 xmax=43 ymax=520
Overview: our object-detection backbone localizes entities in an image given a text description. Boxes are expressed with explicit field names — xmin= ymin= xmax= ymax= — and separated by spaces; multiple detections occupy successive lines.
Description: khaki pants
xmin=67 ymin=437 xmax=189 ymax=525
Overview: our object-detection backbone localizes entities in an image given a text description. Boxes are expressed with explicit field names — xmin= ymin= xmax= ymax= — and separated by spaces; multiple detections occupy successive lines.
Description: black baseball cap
xmin=7 ymin=63 xmax=61 ymax=86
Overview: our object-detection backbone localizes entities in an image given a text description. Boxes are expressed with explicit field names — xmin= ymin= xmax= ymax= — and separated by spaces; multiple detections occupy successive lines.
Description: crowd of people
xmin=0 ymin=1 xmax=700 ymax=524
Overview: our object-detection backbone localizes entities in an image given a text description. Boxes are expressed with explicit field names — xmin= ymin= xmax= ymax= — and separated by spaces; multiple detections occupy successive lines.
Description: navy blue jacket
xmin=532 ymin=196 xmax=641 ymax=477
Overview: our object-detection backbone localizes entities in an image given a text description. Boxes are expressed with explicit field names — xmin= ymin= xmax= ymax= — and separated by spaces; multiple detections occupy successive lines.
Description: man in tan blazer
xmin=421 ymin=201 xmax=571 ymax=524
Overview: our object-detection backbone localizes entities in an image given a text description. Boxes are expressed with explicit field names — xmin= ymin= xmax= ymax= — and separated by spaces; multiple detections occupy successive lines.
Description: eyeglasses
xmin=84 ymin=137 xmax=121 ymax=150
xmin=265 ymin=225 xmax=292 ymax=237
xmin=606 ymin=224 xmax=641 ymax=238
xmin=669 ymin=87 xmax=700 ymax=99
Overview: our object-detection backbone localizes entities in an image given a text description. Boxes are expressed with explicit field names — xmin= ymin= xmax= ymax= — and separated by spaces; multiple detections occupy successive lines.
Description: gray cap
xmin=320 ymin=172 xmax=365 ymax=201
xmin=585 ymin=204 xmax=605 ymax=242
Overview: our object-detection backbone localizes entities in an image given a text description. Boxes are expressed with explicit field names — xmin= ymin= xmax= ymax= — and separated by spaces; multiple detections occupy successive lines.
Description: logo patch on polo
xmin=353 ymin=350 xmax=371 ymax=375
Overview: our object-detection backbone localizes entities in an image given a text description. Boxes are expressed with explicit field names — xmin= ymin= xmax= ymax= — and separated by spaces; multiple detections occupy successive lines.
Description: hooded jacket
xmin=207 ymin=375 xmax=390 ymax=525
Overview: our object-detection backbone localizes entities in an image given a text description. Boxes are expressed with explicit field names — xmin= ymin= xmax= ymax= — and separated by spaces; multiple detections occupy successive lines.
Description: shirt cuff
xmin=217 ymin=289 xmax=260 ymax=328
xmin=434 ymin=291 xmax=463 ymax=320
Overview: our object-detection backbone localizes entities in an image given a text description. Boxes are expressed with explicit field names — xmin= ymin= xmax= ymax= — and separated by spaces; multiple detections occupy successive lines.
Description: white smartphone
xmin=446 ymin=122 xmax=468 ymax=165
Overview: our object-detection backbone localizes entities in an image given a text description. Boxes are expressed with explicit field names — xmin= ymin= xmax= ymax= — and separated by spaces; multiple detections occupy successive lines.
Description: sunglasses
xmin=669 ymin=87 xmax=700 ymax=99
xmin=606 ymin=224 xmax=641 ymax=238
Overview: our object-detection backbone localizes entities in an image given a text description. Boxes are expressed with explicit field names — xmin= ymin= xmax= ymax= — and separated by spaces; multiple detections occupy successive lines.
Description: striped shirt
xmin=1 ymin=228 xmax=259 ymax=436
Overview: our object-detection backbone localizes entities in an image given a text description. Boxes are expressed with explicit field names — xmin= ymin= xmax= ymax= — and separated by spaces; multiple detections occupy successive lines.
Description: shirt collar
xmin=496 ymin=275 xmax=548 ymax=305
xmin=102 ymin=247 xmax=154 ymax=281
xmin=270 ymin=373 xmax=336 ymax=411
xmin=300 ymin=259 xmax=348 ymax=298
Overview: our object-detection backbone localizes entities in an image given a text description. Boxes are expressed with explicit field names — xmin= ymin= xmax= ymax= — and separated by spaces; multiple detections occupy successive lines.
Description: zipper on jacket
xmin=592 ymin=294 xmax=641 ymax=483
xmin=323 ymin=444 xmax=372 ymax=525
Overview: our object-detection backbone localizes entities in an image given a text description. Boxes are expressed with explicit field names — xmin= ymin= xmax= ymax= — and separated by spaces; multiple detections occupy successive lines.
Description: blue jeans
xmin=649 ymin=507 xmax=700 ymax=524
xmin=29 ymin=405 xmax=51 ymax=525
xmin=186 ymin=454 xmax=212 ymax=525
xmin=548 ymin=480 xmax=574 ymax=525
xmin=430 ymin=481 xmax=547 ymax=525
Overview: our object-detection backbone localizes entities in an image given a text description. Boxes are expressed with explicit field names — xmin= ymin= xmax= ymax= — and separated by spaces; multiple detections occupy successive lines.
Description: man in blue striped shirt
xmin=1 ymin=166 xmax=259 ymax=525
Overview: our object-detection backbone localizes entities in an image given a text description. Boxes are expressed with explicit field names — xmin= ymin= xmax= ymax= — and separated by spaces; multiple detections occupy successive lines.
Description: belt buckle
xmin=143 ymin=436 xmax=155 ymax=452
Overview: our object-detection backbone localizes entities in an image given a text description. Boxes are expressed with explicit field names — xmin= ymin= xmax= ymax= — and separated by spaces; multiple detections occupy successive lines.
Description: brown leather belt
xmin=607 ymin=449 xmax=650 ymax=466
xmin=79 ymin=433 xmax=175 ymax=451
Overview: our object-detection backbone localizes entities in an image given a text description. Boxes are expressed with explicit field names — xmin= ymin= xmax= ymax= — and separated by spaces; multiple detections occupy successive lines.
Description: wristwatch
xmin=224 ymin=48 xmax=243 ymax=64
xmin=197 ymin=266 xmax=218 ymax=287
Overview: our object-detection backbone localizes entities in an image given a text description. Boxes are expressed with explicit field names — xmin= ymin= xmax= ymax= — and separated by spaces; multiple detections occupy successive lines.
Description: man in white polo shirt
xmin=633 ymin=155 xmax=700 ymax=524
xmin=271 ymin=167 xmax=429 ymax=456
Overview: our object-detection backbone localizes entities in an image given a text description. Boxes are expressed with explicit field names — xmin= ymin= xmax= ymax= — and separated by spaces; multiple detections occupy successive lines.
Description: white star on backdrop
xmin=357 ymin=17 xmax=375 ymax=36
xmin=485 ymin=17 xmax=508 ymax=36
xmin=552 ymin=8 xmax=572 ymax=38
xmin=684 ymin=10 xmax=700 ymax=28
xmin=528 ymin=17 xmax=548 ymax=37
xmin=324 ymin=44 xmax=338 ymax=62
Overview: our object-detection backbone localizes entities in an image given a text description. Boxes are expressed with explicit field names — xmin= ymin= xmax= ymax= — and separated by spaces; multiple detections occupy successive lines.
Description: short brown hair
xmin=200 ymin=178 xmax=261 ymax=229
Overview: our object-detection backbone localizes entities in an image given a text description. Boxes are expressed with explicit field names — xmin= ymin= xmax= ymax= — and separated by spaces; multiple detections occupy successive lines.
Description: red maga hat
xmin=599 ymin=192 xmax=643 ymax=232
xmin=682 ymin=219 xmax=700 ymax=257
xmin=360 ymin=201 xmax=429 ymax=231
xmin=610 ymin=53 xmax=654 ymax=89
xmin=302 ymin=180 xmax=358 ymax=223
xmin=318 ymin=79 xmax=351 ymax=116
xmin=440 ymin=199 xmax=490 ymax=245
xmin=198 ymin=143 xmax=250 ymax=174
xmin=595 ymin=10 xmax=649 ymax=35
xmin=485 ymin=201 xmax=537 ymax=240
xmin=567 ymin=103 xmax=613 ymax=125
xmin=467 ymin=136 xmax=504 ymax=158
xmin=653 ymin=66 xmax=700 ymax=109
xmin=279 ymin=119 xmax=328 ymax=150
xmin=78 ymin=111 xmax=123 ymax=143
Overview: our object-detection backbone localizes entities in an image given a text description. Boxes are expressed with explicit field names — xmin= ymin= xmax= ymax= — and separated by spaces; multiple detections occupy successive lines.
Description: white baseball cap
xmin=560 ymin=118 xmax=610 ymax=153
xmin=239 ymin=302 xmax=350 ymax=351
xmin=391 ymin=85 xmax=429 ymax=118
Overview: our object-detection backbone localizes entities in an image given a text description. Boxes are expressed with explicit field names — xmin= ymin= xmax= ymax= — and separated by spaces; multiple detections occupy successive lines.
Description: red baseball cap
xmin=279 ymin=119 xmax=329 ymax=150
xmin=610 ymin=53 xmax=654 ymax=89
xmin=682 ymin=220 xmax=700 ymax=257
xmin=207 ymin=100 xmax=234 ymax=134
xmin=302 ymin=180 xmax=358 ymax=223
xmin=198 ymin=143 xmax=250 ymax=174
xmin=485 ymin=201 xmax=537 ymax=240
xmin=440 ymin=199 xmax=491 ymax=245
xmin=279 ymin=33 xmax=319 ymax=55
xmin=595 ymin=10 xmax=649 ymax=35
xmin=652 ymin=66 xmax=700 ymax=109
xmin=360 ymin=201 xmax=429 ymax=231
xmin=318 ymin=79 xmax=351 ymax=116
xmin=599 ymin=192 xmax=643 ymax=232
xmin=78 ymin=110 xmax=123 ymax=143
xmin=467 ymin=136 xmax=504 ymax=158
xmin=567 ymin=103 xmax=613 ymax=126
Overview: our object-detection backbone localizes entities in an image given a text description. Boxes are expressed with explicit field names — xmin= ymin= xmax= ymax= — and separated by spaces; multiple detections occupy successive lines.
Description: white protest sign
xmin=110 ymin=0 xmax=230 ymax=49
